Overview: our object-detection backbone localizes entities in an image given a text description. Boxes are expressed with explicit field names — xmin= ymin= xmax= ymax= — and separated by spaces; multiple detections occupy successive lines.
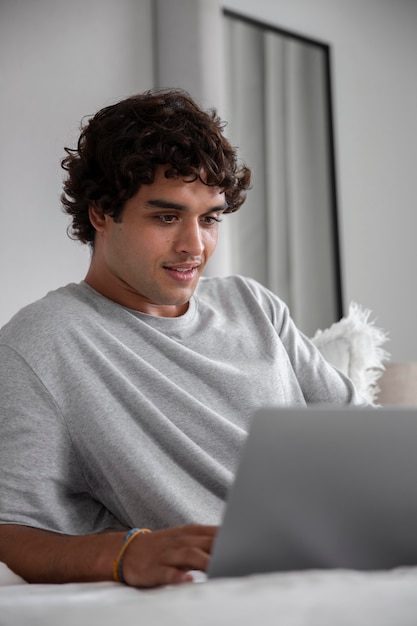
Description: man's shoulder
xmin=197 ymin=274 xmax=261 ymax=296
xmin=0 ymin=283 xmax=94 ymax=351
xmin=196 ymin=275 xmax=289 ymax=329
xmin=197 ymin=275 xmax=285 ymax=307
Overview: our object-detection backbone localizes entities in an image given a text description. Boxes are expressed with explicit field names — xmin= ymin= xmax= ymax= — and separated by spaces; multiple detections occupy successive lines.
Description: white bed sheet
xmin=2 ymin=562 xmax=417 ymax=626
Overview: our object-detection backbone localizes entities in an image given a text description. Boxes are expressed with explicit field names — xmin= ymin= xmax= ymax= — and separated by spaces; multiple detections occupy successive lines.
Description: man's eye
xmin=202 ymin=216 xmax=222 ymax=225
xmin=157 ymin=215 xmax=177 ymax=223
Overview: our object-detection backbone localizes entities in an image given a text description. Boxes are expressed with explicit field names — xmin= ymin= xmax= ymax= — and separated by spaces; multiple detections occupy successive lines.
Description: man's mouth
xmin=163 ymin=264 xmax=200 ymax=282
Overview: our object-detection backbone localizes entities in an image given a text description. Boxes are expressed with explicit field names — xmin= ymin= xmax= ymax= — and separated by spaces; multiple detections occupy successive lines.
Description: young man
xmin=0 ymin=89 xmax=366 ymax=588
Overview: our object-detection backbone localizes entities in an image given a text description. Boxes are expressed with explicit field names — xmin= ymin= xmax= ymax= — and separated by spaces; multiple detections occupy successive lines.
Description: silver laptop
xmin=208 ymin=406 xmax=417 ymax=578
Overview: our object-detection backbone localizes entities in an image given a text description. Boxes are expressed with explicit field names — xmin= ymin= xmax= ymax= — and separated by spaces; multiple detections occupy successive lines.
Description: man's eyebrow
xmin=145 ymin=199 xmax=228 ymax=212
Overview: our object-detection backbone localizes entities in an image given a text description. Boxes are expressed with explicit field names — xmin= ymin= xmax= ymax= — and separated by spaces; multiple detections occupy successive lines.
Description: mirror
xmin=223 ymin=10 xmax=342 ymax=336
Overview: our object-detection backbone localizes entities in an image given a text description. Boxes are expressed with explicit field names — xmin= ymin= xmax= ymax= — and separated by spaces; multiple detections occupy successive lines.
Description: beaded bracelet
xmin=113 ymin=527 xmax=152 ymax=584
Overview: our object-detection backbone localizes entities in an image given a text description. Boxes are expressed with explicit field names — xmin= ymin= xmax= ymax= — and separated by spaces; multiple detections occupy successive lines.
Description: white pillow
xmin=311 ymin=302 xmax=390 ymax=403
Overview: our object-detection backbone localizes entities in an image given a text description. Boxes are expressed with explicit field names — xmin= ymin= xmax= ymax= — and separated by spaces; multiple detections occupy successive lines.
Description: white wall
xmin=2 ymin=0 xmax=416 ymax=362
xmin=0 ymin=0 xmax=154 ymax=326
xmin=222 ymin=0 xmax=417 ymax=360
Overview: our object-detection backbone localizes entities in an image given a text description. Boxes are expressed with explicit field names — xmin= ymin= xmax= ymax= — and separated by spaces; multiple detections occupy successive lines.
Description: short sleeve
xmin=241 ymin=278 xmax=371 ymax=406
xmin=276 ymin=304 xmax=370 ymax=405
xmin=0 ymin=345 xmax=117 ymax=534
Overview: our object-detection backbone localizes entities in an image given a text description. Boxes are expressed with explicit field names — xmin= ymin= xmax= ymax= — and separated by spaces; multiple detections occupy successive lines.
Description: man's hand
xmin=122 ymin=524 xmax=217 ymax=587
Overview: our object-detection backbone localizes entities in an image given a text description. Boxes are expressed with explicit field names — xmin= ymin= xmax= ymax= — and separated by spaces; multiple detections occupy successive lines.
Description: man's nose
xmin=174 ymin=220 xmax=204 ymax=256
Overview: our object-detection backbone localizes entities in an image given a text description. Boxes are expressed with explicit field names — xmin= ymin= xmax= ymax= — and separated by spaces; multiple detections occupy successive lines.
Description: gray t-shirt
xmin=0 ymin=276 xmax=364 ymax=535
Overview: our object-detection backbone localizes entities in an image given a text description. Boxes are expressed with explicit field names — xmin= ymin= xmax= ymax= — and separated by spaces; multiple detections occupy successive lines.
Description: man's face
xmin=86 ymin=166 xmax=226 ymax=317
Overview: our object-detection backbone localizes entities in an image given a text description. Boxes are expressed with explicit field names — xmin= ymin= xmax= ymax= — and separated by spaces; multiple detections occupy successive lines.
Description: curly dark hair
xmin=61 ymin=88 xmax=251 ymax=244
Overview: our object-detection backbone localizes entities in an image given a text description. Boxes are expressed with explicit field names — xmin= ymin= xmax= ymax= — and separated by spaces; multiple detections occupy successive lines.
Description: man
xmin=0 ymin=89 xmax=366 ymax=588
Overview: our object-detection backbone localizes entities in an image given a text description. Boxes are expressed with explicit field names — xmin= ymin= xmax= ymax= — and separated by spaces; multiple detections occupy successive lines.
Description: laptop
xmin=208 ymin=405 xmax=417 ymax=578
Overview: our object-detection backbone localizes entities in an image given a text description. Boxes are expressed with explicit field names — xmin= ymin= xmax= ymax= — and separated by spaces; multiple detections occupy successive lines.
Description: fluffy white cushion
xmin=311 ymin=302 xmax=390 ymax=403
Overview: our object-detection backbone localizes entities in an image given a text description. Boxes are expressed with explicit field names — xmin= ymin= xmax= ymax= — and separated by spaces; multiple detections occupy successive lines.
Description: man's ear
xmin=88 ymin=205 xmax=107 ymax=232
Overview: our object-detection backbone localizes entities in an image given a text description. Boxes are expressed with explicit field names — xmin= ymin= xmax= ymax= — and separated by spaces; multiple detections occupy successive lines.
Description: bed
xmin=2 ymin=561 xmax=417 ymax=626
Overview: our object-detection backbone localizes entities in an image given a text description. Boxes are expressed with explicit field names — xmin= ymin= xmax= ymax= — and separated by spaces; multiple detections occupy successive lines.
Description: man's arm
xmin=0 ymin=523 xmax=217 ymax=587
